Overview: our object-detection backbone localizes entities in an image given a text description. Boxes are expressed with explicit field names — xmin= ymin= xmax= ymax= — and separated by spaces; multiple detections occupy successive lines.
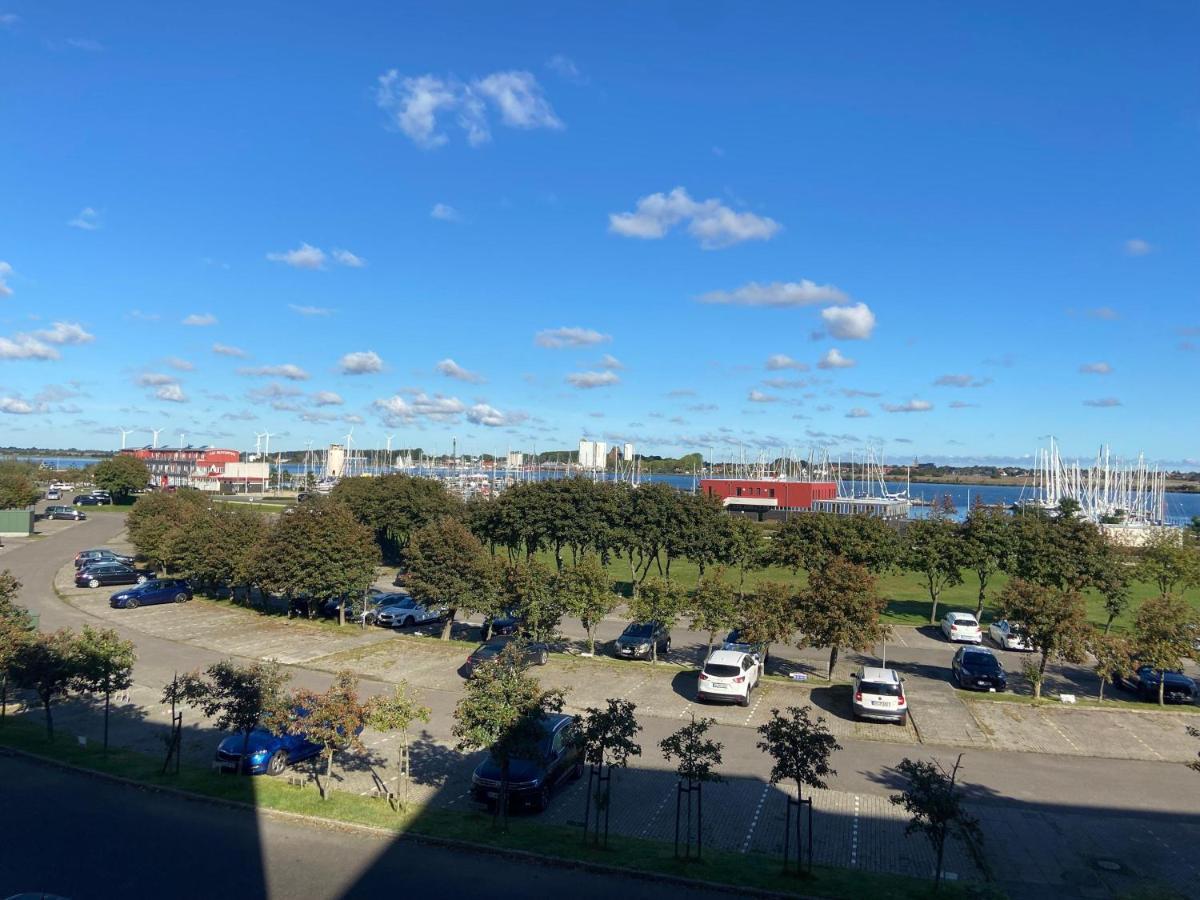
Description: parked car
xmin=952 ymin=646 xmax=1008 ymax=692
xmin=90 ymin=489 xmax=113 ymax=501
xmin=44 ymin=505 xmax=85 ymax=521
xmin=940 ymin=611 xmax=982 ymax=644
xmin=697 ymin=649 xmax=760 ymax=706
xmin=851 ymin=666 xmax=908 ymax=725
xmin=988 ymin=619 xmax=1032 ymax=651
xmin=462 ymin=637 xmax=550 ymax=677
xmin=110 ymin=579 xmax=193 ymax=609
xmin=75 ymin=548 xmax=135 ymax=569
xmin=470 ymin=712 xmax=581 ymax=811
xmin=73 ymin=494 xmax=107 ymax=506
xmin=722 ymin=628 xmax=769 ymax=670
xmin=214 ymin=726 xmax=322 ymax=776
xmin=75 ymin=562 xmax=150 ymax=588
xmin=45 ymin=489 xmax=61 ymax=500
xmin=482 ymin=607 xmax=522 ymax=638
xmin=1118 ymin=666 xmax=1196 ymax=704
xmin=613 ymin=621 xmax=671 ymax=660
xmin=374 ymin=595 xmax=447 ymax=628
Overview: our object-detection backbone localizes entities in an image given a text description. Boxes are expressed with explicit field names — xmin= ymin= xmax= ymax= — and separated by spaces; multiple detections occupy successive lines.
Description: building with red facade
xmin=119 ymin=447 xmax=268 ymax=492
xmin=699 ymin=477 xmax=838 ymax=511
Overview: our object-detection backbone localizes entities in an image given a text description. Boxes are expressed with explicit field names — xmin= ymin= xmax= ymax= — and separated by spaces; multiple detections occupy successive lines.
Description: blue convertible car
xmin=214 ymin=727 xmax=321 ymax=776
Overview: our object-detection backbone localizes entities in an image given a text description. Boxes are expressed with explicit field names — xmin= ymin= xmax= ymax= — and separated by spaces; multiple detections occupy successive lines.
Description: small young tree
xmin=1088 ymin=630 xmax=1133 ymax=702
xmin=558 ymin=555 xmax=618 ymax=656
xmin=660 ymin=714 xmax=723 ymax=860
xmin=503 ymin=558 xmax=568 ymax=643
xmin=959 ymin=502 xmax=1012 ymax=620
xmin=756 ymin=705 xmax=842 ymax=872
xmin=267 ymin=670 xmax=368 ymax=799
xmin=996 ymin=579 xmax=1090 ymax=699
xmin=11 ymin=629 xmax=79 ymax=741
xmin=1136 ymin=530 xmax=1200 ymax=598
xmin=689 ymin=567 xmax=739 ymax=659
xmin=1132 ymin=593 xmax=1200 ymax=706
xmin=626 ymin=576 xmax=685 ymax=664
xmin=795 ymin=558 xmax=891 ymax=680
xmin=573 ymin=698 xmax=642 ymax=847
xmin=72 ymin=625 xmax=136 ymax=754
xmin=174 ymin=659 xmax=290 ymax=776
xmin=452 ymin=642 xmax=565 ymax=830
xmin=364 ymin=681 xmax=431 ymax=811
xmin=902 ymin=517 xmax=965 ymax=625
xmin=889 ymin=754 xmax=982 ymax=892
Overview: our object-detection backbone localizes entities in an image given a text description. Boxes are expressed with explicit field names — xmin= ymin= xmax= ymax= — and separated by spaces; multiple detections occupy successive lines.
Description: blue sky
xmin=1 ymin=2 xmax=1197 ymax=466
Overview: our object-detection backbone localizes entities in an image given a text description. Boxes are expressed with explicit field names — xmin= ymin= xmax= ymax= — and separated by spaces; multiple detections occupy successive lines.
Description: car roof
xmin=706 ymin=649 xmax=748 ymax=665
xmin=947 ymin=611 xmax=977 ymax=621
xmin=859 ymin=666 xmax=900 ymax=683
xmin=961 ymin=646 xmax=996 ymax=657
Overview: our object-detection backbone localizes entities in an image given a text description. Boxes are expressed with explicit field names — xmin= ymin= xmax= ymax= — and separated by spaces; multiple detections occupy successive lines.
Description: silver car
xmin=375 ymin=595 xmax=448 ymax=628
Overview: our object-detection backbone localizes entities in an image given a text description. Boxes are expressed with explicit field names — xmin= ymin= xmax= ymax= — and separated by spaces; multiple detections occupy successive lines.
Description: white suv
xmin=697 ymin=649 xmax=760 ymax=707
xmin=851 ymin=666 xmax=908 ymax=725
xmin=941 ymin=611 xmax=982 ymax=644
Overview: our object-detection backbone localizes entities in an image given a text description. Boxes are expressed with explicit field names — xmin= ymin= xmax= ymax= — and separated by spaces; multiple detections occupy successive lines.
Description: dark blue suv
xmin=470 ymin=713 xmax=581 ymax=811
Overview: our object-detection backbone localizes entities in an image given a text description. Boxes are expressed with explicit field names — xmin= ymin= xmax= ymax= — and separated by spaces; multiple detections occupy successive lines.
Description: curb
xmin=0 ymin=744 xmax=825 ymax=900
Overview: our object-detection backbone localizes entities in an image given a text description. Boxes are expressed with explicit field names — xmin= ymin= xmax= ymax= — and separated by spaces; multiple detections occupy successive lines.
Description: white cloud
xmin=0 ymin=13 xmax=21 ymax=26
xmin=1124 ymin=238 xmax=1152 ymax=256
xmin=339 ymin=351 xmax=384 ymax=375
xmin=212 ymin=343 xmax=248 ymax=358
xmin=374 ymin=392 xmax=466 ymax=425
xmin=289 ymin=304 xmax=333 ymax=316
xmin=34 ymin=322 xmax=94 ymax=345
xmin=1083 ymin=397 xmax=1122 ymax=408
xmin=311 ymin=390 xmax=344 ymax=406
xmin=0 ymin=397 xmax=34 ymax=414
xmin=0 ymin=334 xmax=57 ymax=360
xmin=267 ymin=243 xmax=326 ymax=269
xmin=1079 ymin=362 xmax=1112 ymax=375
xmin=136 ymin=373 xmax=177 ymax=387
xmin=698 ymin=280 xmax=849 ymax=307
xmin=1088 ymin=307 xmax=1118 ymax=320
xmin=820 ymin=302 xmax=876 ymax=340
xmin=431 ymin=203 xmax=460 ymax=222
xmin=608 ymin=187 xmax=780 ymax=249
xmin=0 ymin=261 xmax=13 ymax=297
xmin=68 ymin=207 xmax=100 ymax=230
xmin=376 ymin=72 xmax=460 ymax=148
xmin=332 ymin=248 xmax=366 ymax=268
xmin=165 ymin=356 xmax=194 ymax=371
xmin=566 ymin=371 xmax=620 ymax=389
xmin=817 ymin=348 xmax=856 ymax=369
xmin=182 ymin=313 xmax=217 ymax=326
xmin=535 ymin=326 xmax=611 ymax=349
xmin=748 ymin=389 xmax=779 ymax=403
xmin=765 ymin=354 xmax=809 ymax=371
xmin=845 ymin=407 xmax=871 ymax=418
xmin=474 ymin=71 xmax=563 ymax=130
xmin=545 ymin=54 xmax=583 ymax=81
xmin=238 ymin=364 xmax=310 ymax=380
xmin=466 ymin=403 xmax=528 ymax=427
xmin=436 ymin=358 xmax=485 ymax=383
xmin=882 ymin=399 xmax=933 ymax=413
xmin=949 ymin=400 xmax=978 ymax=409
xmin=155 ymin=384 xmax=187 ymax=403
xmin=934 ymin=374 xmax=973 ymax=387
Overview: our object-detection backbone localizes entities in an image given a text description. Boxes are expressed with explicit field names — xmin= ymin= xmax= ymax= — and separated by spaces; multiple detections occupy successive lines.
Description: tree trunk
xmin=1158 ymin=676 xmax=1165 ymax=707
xmin=651 ymin=639 xmax=658 ymax=665
xmin=103 ymin=691 xmax=111 ymax=754
xmin=586 ymin=625 xmax=596 ymax=656
xmin=707 ymin=632 xmax=715 ymax=659
xmin=665 ymin=556 xmax=672 ymax=580
xmin=828 ymin=645 xmax=838 ymax=681
xmin=338 ymin=603 xmax=346 ymax=627
xmin=934 ymin=827 xmax=946 ymax=890
xmin=1103 ymin=614 xmax=1115 ymax=635
xmin=975 ymin=578 xmax=986 ymax=620
xmin=928 ymin=586 xmax=940 ymax=625
xmin=1034 ymin=651 xmax=1048 ymax=700
xmin=440 ymin=608 xmax=458 ymax=640
xmin=240 ymin=729 xmax=252 ymax=775
xmin=323 ymin=749 xmax=334 ymax=799
xmin=1098 ymin=678 xmax=1106 ymax=702
xmin=43 ymin=696 xmax=54 ymax=742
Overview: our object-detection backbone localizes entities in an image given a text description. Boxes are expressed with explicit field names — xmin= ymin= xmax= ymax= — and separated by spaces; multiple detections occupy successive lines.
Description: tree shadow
xmin=883 ymin=599 xmax=933 ymax=622
xmin=408 ymin=731 xmax=472 ymax=788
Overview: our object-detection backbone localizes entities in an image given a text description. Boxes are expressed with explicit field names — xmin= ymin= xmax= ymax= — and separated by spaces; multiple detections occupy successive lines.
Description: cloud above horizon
xmin=609 ymin=187 xmax=780 ymax=249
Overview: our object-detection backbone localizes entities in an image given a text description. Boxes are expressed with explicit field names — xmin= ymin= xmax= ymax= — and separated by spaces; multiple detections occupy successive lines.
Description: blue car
xmin=214 ymin=727 xmax=321 ymax=776
xmin=109 ymin=578 xmax=193 ymax=609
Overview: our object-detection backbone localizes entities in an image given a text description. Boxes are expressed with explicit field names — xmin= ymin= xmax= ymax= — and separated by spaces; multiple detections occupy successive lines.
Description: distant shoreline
xmin=893 ymin=472 xmax=1199 ymax=494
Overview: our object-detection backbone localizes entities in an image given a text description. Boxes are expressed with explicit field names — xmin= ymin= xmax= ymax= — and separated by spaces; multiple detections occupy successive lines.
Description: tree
xmin=720 ymin=516 xmax=764 ymax=597
xmin=173 ymin=659 xmax=290 ymax=776
xmin=93 ymin=455 xmax=150 ymax=503
xmin=72 ymin=625 xmax=135 ymax=754
xmin=795 ymin=559 xmax=890 ymax=680
xmin=573 ymin=698 xmax=642 ymax=847
xmin=1132 ymin=594 xmax=1200 ymax=706
xmin=267 ymin=670 xmax=367 ymax=799
xmin=756 ymin=705 xmax=841 ymax=872
xmin=769 ymin=512 xmax=897 ymax=575
xmin=125 ymin=489 xmax=210 ymax=573
xmin=332 ymin=473 xmax=463 ymax=563
xmin=1136 ymin=531 xmax=1200 ymax=598
xmin=1097 ymin=561 xmax=1131 ymax=634
xmin=0 ymin=572 xmax=34 ymax=724
xmin=364 ymin=681 xmax=431 ymax=811
xmin=407 ymin=517 xmax=501 ymax=640
xmin=995 ymin=579 xmax=1090 ymax=699
xmin=889 ymin=754 xmax=982 ymax=892
xmin=660 ymin=714 xmax=723 ymax=859
xmin=1008 ymin=507 xmax=1112 ymax=593
xmin=502 ymin=558 xmax=567 ymax=643
xmin=452 ymin=642 xmax=565 ymax=830
xmin=170 ymin=504 xmax=268 ymax=600
xmin=557 ymin=555 xmax=618 ymax=656
xmin=902 ymin=517 xmax=965 ymax=625
xmin=0 ymin=462 xmax=41 ymax=510
xmin=737 ymin=581 xmax=798 ymax=651
xmin=689 ymin=568 xmax=739 ymax=658
xmin=1189 ymin=725 xmax=1200 ymax=775
xmin=959 ymin=502 xmax=1012 ymax=620
xmin=1088 ymin=630 xmax=1133 ymax=702
xmin=11 ymin=629 xmax=79 ymax=741
xmin=626 ymin=576 xmax=686 ymax=663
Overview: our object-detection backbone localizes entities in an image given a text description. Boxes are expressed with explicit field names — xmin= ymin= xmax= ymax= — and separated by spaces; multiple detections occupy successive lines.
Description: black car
xmin=483 ymin=607 xmax=522 ymax=638
xmin=462 ymin=637 xmax=550 ymax=677
xmin=75 ymin=548 xmax=135 ymax=569
xmin=723 ymin=627 xmax=770 ymax=670
xmin=1119 ymin=666 xmax=1196 ymax=704
xmin=75 ymin=562 xmax=151 ymax=588
xmin=73 ymin=494 xmax=109 ymax=506
xmin=951 ymin=646 xmax=1007 ymax=692
xmin=613 ymin=621 xmax=670 ymax=660
xmin=44 ymin=505 xmax=86 ymax=521
xmin=470 ymin=712 xmax=581 ymax=811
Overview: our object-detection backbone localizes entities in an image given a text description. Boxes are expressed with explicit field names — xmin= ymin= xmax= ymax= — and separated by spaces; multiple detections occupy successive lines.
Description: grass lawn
xmin=0 ymin=715 xmax=993 ymax=900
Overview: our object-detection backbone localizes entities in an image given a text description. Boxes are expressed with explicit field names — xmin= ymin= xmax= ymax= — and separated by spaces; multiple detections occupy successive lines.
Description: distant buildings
xmin=119 ymin=446 xmax=269 ymax=493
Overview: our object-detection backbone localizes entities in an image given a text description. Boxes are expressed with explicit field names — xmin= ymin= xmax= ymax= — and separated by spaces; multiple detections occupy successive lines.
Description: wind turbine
xmin=254 ymin=432 xmax=264 ymax=458
xmin=151 ymin=428 xmax=162 ymax=449
xmin=261 ymin=430 xmax=274 ymax=458
xmin=178 ymin=432 xmax=186 ymax=449
xmin=345 ymin=427 xmax=354 ymax=476
xmin=118 ymin=427 xmax=133 ymax=450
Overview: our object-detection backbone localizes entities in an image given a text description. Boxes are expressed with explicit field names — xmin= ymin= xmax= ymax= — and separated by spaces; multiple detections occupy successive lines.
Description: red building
xmin=120 ymin=447 xmax=241 ymax=489
xmin=700 ymin=477 xmax=837 ymax=511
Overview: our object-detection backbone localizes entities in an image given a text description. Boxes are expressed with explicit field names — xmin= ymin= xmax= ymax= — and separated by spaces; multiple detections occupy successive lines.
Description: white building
xmin=506 ymin=450 xmax=524 ymax=468
xmin=327 ymin=444 xmax=346 ymax=478
xmin=577 ymin=439 xmax=608 ymax=469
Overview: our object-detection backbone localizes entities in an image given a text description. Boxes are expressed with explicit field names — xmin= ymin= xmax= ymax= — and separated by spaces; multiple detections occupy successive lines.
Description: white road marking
xmin=851 ymin=795 xmax=860 ymax=866
xmin=743 ymin=688 xmax=766 ymax=726
xmin=740 ymin=782 xmax=771 ymax=853
xmin=639 ymin=784 xmax=677 ymax=837
xmin=1038 ymin=710 xmax=1081 ymax=753
xmin=1113 ymin=717 xmax=1164 ymax=761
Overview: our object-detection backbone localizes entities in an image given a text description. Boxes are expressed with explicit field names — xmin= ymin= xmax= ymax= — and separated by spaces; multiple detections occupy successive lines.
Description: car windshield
xmin=704 ymin=663 xmax=741 ymax=678
xmin=623 ymin=623 xmax=655 ymax=638
xmin=952 ymin=616 xmax=977 ymax=626
xmin=860 ymin=681 xmax=901 ymax=696
xmin=964 ymin=653 xmax=1000 ymax=671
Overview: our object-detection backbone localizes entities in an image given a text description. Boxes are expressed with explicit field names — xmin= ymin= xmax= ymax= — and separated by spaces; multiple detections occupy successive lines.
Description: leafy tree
xmin=626 ymin=576 xmax=686 ymax=663
xmin=452 ymin=642 xmax=565 ymax=829
xmin=1009 ymin=507 xmax=1113 ymax=593
xmin=364 ymin=681 xmax=431 ymax=811
xmin=267 ymin=670 xmax=368 ymax=799
xmin=670 ymin=491 xmax=727 ymax=577
xmin=770 ymin=512 xmax=897 ymax=575
xmin=1132 ymin=593 xmax=1200 ymax=706
xmin=902 ymin=517 xmax=965 ymax=625
xmin=573 ymin=698 xmax=642 ymax=847
xmin=737 ymin=581 xmax=797 ymax=649
xmin=0 ymin=462 xmax=41 ymax=510
xmin=173 ymin=659 xmax=290 ymax=776
xmin=959 ymin=502 xmax=1012 ymax=619
xmin=93 ymin=455 xmax=150 ymax=502
xmin=1136 ymin=531 xmax=1200 ymax=598
xmin=719 ymin=516 xmax=765 ymax=596
xmin=1097 ymin=560 xmax=1132 ymax=634
xmin=170 ymin=503 xmax=269 ymax=598
xmin=557 ymin=555 xmax=618 ymax=656
xmin=889 ymin=754 xmax=982 ymax=892
xmin=996 ymin=579 xmax=1090 ymax=699
xmin=0 ymin=572 xmax=34 ymax=724
xmin=502 ymin=558 xmax=567 ymax=643
xmin=689 ymin=568 xmax=739 ymax=658
xmin=125 ymin=489 xmax=210 ymax=573
xmin=72 ymin=625 xmax=135 ymax=753
xmin=332 ymin=474 xmax=462 ymax=563
xmin=1087 ymin=630 xmax=1133 ymax=702
xmin=407 ymin=517 xmax=501 ymax=640
xmin=11 ymin=629 xmax=79 ymax=741
xmin=620 ymin=482 xmax=679 ymax=584
xmin=796 ymin=559 xmax=890 ymax=680
xmin=660 ymin=714 xmax=723 ymax=859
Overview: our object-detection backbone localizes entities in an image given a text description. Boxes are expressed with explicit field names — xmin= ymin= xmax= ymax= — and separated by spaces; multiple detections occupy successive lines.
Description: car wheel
xmin=534 ymin=784 xmax=551 ymax=812
xmin=136 ymin=575 xmax=148 ymax=584
xmin=739 ymin=690 xmax=750 ymax=708
xmin=898 ymin=713 xmax=908 ymax=727
xmin=537 ymin=649 xmax=548 ymax=666
xmin=266 ymin=751 xmax=287 ymax=776
xmin=125 ymin=597 xmax=139 ymax=610
xmin=173 ymin=592 xmax=188 ymax=603
xmin=403 ymin=616 xmax=415 ymax=628
xmin=663 ymin=637 xmax=672 ymax=653
xmin=571 ymin=759 xmax=584 ymax=780
xmin=88 ymin=578 xmax=100 ymax=588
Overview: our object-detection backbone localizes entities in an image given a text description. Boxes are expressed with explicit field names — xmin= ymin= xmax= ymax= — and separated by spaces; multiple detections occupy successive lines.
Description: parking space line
xmin=1113 ymin=717 xmax=1164 ymax=761
xmin=639 ymin=784 xmax=677 ymax=837
xmin=740 ymin=782 xmax=771 ymax=853
xmin=1037 ymin=711 xmax=1081 ymax=754
xmin=743 ymin=689 xmax=766 ymax=726
xmin=851 ymin=795 xmax=860 ymax=867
